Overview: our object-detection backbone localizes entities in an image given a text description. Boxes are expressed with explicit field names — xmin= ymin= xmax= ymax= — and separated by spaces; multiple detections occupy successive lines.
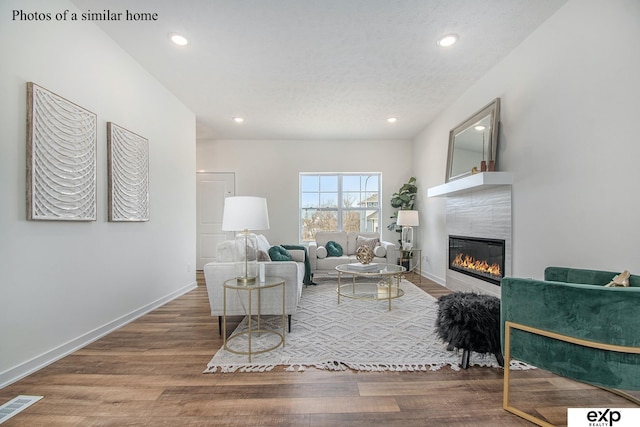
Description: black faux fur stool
xmin=435 ymin=292 xmax=504 ymax=369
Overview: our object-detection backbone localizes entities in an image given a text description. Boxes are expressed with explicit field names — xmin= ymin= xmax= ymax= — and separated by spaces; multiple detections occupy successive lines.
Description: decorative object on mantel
xmin=26 ymin=82 xmax=97 ymax=221
xmin=107 ymin=122 xmax=149 ymax=222
xmin=446 ymin=98 xmax=500 ymax=183
xmin=387 ymin=177 xmax=418 ymax=244
xmin=477 ymin=124 xmax=488 ymax=172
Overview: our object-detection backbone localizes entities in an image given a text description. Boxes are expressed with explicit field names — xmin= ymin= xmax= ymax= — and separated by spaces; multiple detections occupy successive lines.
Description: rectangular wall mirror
xmin=446 ymin=98 xmax=500 ymax=182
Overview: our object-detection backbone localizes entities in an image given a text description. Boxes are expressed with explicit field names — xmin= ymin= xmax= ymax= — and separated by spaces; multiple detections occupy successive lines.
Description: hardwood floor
xmin=1 ymin=272 xmax=636 ymax=426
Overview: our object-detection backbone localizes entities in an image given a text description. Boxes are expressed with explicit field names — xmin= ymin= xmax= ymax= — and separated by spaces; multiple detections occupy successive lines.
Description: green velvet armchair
xmin=501 ymin=267 xmax=640 ymax=426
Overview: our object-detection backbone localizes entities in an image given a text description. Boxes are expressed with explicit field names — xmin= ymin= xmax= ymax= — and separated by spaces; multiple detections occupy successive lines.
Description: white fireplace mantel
xmin=427 ymin=172 xmax=513 ymax=198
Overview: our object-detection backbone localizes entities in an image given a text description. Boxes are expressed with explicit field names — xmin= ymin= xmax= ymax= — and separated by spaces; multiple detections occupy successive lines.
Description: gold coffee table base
xmin=336 ymin=264 xmax=406 ymax=311
xmin=337 ymin=282 xmax=405 ymax=310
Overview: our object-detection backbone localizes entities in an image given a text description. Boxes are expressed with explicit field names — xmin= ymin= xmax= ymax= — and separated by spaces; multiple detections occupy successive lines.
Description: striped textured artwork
xmin=27 ymin=82 xmax=97 ymax=221
xmin=107 ymin=122 xmax=149 ymax=221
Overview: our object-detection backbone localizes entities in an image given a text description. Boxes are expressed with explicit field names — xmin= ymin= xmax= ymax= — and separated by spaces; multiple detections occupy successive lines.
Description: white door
xmin=196 ymin=172 xmax=235 ymax=270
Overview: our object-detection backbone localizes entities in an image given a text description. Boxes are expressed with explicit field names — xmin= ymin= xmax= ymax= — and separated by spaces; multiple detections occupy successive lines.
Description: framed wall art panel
xmin=107 ymin=122 xmax=149 ymax=222
xmin=26 ymin=82 xmax=97 ymax=221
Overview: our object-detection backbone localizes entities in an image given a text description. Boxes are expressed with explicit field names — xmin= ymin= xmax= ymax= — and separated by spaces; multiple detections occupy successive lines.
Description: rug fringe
xmin=509 ymin=360 xmax=535 ymax=370
xmin=205 ymin=359 xmax=534 ymax=374
xmin=204 ymin=364 xmax=277 ymax=373
xmin=342 ymin=362 xmax=446 ymax=372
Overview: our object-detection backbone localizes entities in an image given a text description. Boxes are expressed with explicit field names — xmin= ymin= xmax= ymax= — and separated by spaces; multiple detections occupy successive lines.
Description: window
xmin=300 ymin=173 xmax=381 ymax=242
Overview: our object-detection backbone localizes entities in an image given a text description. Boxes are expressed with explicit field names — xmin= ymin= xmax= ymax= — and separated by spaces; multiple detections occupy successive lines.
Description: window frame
xmin=299 ymin=173 xmax=381 ymax=243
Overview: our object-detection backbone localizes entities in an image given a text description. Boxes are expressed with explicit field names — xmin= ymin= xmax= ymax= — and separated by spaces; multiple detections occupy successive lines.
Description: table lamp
xmin=221 ymin=196 xmax=270 ymax=284
xmin=396 ymin=210 xmax=419 ymax=250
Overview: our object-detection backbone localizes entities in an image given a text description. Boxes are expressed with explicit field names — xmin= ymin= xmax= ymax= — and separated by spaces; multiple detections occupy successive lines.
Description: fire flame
xmin=452 ymin=253 xmax=502 ymax=277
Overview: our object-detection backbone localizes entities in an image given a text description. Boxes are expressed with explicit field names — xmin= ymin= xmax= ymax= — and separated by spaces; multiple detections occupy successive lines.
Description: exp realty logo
xmin=568 ymin=408 xmax=640 ymax=427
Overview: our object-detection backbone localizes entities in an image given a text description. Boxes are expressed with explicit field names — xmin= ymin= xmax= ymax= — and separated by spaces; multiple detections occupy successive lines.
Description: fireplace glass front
xmin=449 ymin=235 xmax=505 ymax=285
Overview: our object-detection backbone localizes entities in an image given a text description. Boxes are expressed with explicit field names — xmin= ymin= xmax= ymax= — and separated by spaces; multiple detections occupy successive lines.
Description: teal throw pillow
xmin=326 ymin=241 xmax=343 ymax=257
xmin=268 ymin=245 xmax=292 ymax=261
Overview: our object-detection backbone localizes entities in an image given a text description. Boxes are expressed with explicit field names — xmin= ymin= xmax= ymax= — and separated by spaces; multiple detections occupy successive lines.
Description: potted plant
xmin=387 ymin=177 xmax=417 ymax=269
xmin=387 ymin=176 xmax=417 ymax=232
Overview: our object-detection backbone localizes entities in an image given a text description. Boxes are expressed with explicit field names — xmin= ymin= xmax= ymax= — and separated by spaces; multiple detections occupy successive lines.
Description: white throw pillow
xmin=373 ymin=245 xmax=387 ymax=257
xmin=356 ymin=235 xmax=379 ymax=251
xmin=256 ymin=234 xmax=271 ymax=254
xmin=257 ymin=250 xmax=271 ymax=262
xmin=216 ymin=240 xmax=235 ymax=262
xmin=316 ymin=246 xmax=327 ymax=259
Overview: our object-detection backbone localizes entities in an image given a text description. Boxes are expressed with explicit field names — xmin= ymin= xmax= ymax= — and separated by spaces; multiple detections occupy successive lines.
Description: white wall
xmin=0 ymin=0 xmax=196 ymax=386
xmin=197 ymin=139 xmax=413 ymax=245
xmin=415 ymin=0 xmax=640 ymax=283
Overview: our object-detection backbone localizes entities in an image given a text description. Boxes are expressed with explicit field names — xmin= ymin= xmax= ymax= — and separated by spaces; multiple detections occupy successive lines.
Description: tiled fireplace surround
xmin=429 ymin=173 xmax=513 ymax=297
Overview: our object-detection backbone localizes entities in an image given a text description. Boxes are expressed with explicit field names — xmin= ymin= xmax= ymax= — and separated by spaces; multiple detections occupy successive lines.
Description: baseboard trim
xmin=420 ymin=270 xmax=446 ymax=287
xmin=0 ymin=281 xmax=197 ymax=389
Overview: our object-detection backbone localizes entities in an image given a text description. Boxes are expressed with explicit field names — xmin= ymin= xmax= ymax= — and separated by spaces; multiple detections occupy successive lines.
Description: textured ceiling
xmin=70 ymin=0 xmax=567 ymax=140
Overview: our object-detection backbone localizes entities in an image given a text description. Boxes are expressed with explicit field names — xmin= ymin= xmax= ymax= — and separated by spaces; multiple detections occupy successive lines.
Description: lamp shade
xmin=396 ymin=210 xmax=419 ymax=227
xmin=221 ymin=196 xmax=270 ymax=231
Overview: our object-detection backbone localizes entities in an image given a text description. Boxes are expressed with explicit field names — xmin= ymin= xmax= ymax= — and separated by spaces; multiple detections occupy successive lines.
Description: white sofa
xmin=203 ymin=236 xmax=306 ymax=334
xmin=308 ymin=231 xmax=397 ymax=275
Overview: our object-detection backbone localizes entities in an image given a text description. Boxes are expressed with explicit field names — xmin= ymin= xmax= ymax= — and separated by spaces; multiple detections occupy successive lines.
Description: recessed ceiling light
xmin=475 ymin=125 xmax=486 ymax=131
xmin=437 ymin=34 xmax=458 ymax=47
xmin=169 ymin=33 xmax=189 ymax=46
xmin=233 ymin=117 xmax=244 ymax=123
xmin=387 ymin=117 xmax=398 ymax=123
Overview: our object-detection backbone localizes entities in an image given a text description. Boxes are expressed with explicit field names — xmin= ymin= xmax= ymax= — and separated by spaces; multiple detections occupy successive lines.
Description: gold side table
xmin=398 ymin=248 xmax=422 ymax=283
xmin=223 ymin=276 xmax=285 ymax=362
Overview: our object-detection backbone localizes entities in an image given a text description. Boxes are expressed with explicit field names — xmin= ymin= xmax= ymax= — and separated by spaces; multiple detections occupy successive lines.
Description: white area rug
xmin=205 ymin=279 xmax=507 ymax=373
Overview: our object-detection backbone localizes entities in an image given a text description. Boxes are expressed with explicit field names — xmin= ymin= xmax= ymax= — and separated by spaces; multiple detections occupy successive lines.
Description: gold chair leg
xmin=503 ymin=322 xmax=556 ymax=427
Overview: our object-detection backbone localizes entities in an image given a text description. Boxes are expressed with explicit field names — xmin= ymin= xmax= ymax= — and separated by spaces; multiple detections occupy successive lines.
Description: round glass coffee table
xmin=335 ymin=263 xmax=406 ymax=311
